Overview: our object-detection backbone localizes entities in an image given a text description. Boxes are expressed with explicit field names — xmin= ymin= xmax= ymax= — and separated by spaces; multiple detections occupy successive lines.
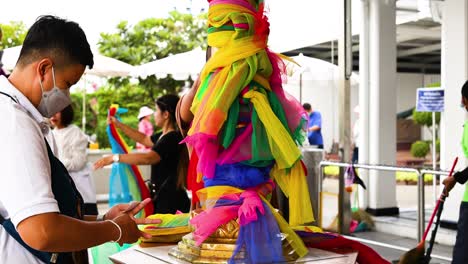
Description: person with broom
xmin=442 ymin=80 xmax=468 ymax=264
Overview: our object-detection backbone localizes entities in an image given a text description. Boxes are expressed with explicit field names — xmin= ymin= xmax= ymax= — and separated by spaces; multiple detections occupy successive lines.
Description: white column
xmin=367 ymin=0 xmax=398 ymax=215
xmin=358 ymin=0 xmax=370 ymax=209
xmin=440 ymin=0 xmax=468 ymax=223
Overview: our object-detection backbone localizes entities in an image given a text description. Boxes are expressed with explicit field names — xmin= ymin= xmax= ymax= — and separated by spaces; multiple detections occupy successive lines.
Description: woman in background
xmin=94 ymin=94 xmax=190 ymax=214
xmin=136 ymin=106 xmax=154 ymax=151
xmin=50 ymin=104 xmax=98 ymax=215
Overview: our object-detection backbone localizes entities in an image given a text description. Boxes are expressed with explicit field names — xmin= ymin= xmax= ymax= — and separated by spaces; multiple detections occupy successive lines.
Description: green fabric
xmin=90 ymin=242 xmax=132 ymax=264
xmin=248 ymin=107 xmax=274 ymax=167
xmin=294 ymin=118 xmax=308 ymax=146
xmin=266 ymin=88 xmax=306 ymax=145
xmin=219 ymin=82 xmax=306 ymax=167
xmin=221 ymin=98 xmax=239 ymax=149
xmin=462 ymin=120 xmax=468 ymax=202
xmin=207 ymin=25 xmax=235 ymax=33
xmin=194 ymin=72 xmax=213 ymax=103
xmin=464 ymin=184 xmax=468 ymax=202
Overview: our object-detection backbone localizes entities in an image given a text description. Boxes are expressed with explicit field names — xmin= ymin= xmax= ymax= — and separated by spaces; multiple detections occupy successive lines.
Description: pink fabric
xmin=182 ymin=133 xmax=219 ymax=179
xmin=137 ymin=119 xmax=153 ymax=150
xmin=238 ymin=190 xmax=265 ymax=225
xmin=191 ymin=205 xmax=239 ymax=245
xmin=209 ymin=0 xmax=256 ymax=12
xmin=233 ymin=23 xmax=249 ymax=29
xmin=216 ymin=124 xmax=253 ymax=164
xmin=189 ymin=189 xmax=266 ymax=245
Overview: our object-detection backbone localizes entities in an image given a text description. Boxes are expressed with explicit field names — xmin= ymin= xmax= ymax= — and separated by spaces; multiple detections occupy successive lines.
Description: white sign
xmin=416 ymin=87 xmax=444 ymax=112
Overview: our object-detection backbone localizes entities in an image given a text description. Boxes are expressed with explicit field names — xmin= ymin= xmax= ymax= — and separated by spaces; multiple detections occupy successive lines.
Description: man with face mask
xmin=443 ymin=80 xmax=468 ymax=264
xmin=0 ymin=16 xmax=158 ymax=264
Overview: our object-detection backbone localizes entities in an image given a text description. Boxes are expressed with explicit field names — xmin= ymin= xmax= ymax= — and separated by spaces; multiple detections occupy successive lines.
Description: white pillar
xmin=358 ymin=0 xmax=370 ymax=209
xmin=367 ymin=0 xmax=398 ymax=215
xmin=440 ymin=0 xmax=468 ymax=223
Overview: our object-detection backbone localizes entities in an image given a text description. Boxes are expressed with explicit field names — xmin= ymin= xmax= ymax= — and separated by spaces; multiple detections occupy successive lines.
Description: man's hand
xmin=107 ymin=198 xmax=161 ymax=245
xmin=443 ymin=175 xmax=457 ymax=197
xmin=106 ymin=198 xmax=160 ymax=225
xmin=111 ymin=213 xmax=150 ymax=245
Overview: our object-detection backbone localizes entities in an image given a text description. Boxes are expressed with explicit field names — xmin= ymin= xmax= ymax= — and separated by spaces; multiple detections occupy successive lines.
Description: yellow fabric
xmin=291 ymin=225 xmax=323 ymax=233
xmin=188 ymin=1 xmax=269 ymax=137
xmin=271 ymin=161 xmax=315 ymax=226
xmin=243 ymin=89 xmax=301 ymax=169
xmin=196 ymin=185 xmax=244 ymax=209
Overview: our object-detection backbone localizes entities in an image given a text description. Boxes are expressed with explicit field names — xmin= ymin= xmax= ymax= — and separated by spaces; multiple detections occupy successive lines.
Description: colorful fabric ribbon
xmin=107 ymin=104 xmax=153 ymax=216
xmin=185 ymin=0 xmax=313 ymax=262
xmin=190 ymin=183 xmax=304 ymax=263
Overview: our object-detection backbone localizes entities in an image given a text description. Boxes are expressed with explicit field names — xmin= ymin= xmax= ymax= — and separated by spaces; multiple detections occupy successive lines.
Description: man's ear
xmin=36 ymin=58 xmax=53 ymax=82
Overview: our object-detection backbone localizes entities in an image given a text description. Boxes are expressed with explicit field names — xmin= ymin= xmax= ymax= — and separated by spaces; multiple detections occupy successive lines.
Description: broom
xmin=398 ymin=157 xmax=458 ymax=264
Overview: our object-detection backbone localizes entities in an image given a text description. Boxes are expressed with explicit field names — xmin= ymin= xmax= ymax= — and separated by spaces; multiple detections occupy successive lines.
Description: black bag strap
xmin=0 ymin=92 xmax=50 ymax=262
xmin=1 ymin=219 xmax=52 ymax=263
xmin=0 ymin=91 xmax=18 ymax=104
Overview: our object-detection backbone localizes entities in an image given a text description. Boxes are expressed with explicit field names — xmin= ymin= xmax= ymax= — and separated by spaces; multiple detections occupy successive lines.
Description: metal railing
xmin=318 ymin=161 xmax=424 ymax=240
xmin=315 ymin=161 xmax=455 ymax=262
xmin=421 ymin=169 xmax=452 ymax=197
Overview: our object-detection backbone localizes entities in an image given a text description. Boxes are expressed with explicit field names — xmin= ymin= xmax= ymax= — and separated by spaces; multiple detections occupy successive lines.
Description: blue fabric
xmin=204 ymin=163 xmax=272 ymax=189
xmin=230 ymin=201 xmax=285 ymax=264
xmin=107 ymin=108 xmax=133 ymax=207
xmin=307 ymin=111 xmax=323 ymax=145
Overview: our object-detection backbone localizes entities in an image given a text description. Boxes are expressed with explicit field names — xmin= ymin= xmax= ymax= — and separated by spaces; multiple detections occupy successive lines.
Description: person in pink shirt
xmin=137 ymin=106 xmax=154 ymax=150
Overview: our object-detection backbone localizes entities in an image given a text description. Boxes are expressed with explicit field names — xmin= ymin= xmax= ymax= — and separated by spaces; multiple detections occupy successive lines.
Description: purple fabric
xmin=230 ymin=201 xmax=284 ymax=264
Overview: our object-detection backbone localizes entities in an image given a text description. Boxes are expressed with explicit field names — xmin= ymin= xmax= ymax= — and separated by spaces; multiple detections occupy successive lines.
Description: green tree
xmin=98 ymin=11 xmax=207 ymax=100
xmin=74 ymin=11 xmax=207 ymax=149
xmin=71 ymin=83 xmax=159 ymax=149
xmin=412 ymin=110 xmax=441 ymax=128
xmin=0 ymin=21 xmax=27 ymax=49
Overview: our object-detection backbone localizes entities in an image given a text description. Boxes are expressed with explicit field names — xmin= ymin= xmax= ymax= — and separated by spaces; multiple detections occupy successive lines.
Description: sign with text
xmin=416 ymin=87 xmax=444 ymax=112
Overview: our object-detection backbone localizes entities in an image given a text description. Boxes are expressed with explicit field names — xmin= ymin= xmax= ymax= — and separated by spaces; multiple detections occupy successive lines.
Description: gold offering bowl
xmin=168 ymin=209 xmax=299 ymax=263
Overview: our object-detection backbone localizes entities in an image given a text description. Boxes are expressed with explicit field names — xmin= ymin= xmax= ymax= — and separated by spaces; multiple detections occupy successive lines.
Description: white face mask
xmin=37 ymin=66 xmax=71 ymax=118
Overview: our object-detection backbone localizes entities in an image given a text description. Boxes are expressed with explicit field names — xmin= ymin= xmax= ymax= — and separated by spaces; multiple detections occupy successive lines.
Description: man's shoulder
xmin=0 ymin=100 xmax=42 ymax=139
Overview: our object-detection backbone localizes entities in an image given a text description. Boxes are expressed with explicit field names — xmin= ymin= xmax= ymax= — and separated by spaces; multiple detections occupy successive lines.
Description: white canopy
xmin=133 ymin=47 xmax=205 ymax=80
xmin=1 ymin=45 xmax=135 ymax=78
xmin=285 ymin=54 xmax=358 ymax=84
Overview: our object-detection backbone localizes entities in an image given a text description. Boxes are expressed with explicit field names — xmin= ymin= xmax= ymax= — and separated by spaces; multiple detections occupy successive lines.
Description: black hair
xmin=155 ymin=94 xmax=188 ymax=189
xmin=303 ymin=103 xmax=311 ymax=111
xmin=206 ymin=46 xmax=212 ymax=62
xmin=156 ymin=94 xmax=179 ymax=125
xmin=462 ymin=80 xmax=468 ymax=99
xmin=17 ymin=15 xmax=93 ymax=69
xmin=60 ymin=104 xmax=74 ymax=127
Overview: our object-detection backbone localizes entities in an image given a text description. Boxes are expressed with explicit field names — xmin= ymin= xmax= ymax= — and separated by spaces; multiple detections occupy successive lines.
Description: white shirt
xmin=0 ymin=76 xmax=59 ymax=264
xmin=53 ymin=125 xmax=96 ymax=203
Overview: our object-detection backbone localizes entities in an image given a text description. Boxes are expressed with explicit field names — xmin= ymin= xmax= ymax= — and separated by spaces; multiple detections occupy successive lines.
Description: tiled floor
xmin=353 ymin=231 xmax=452 ymax=264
